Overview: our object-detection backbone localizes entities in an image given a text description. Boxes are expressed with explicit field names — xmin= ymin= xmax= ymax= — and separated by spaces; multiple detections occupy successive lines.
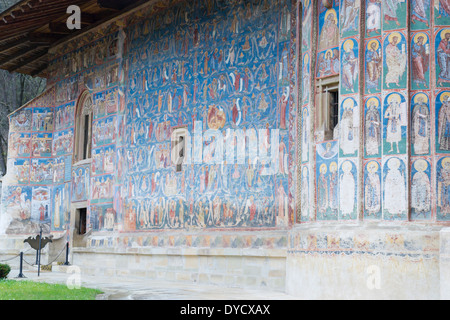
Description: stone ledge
xmin=72 ymin=247 xmax=287 ymax=258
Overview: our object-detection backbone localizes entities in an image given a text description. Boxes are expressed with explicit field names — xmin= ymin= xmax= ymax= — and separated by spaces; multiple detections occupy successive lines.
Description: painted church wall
xmin=1 ymin=0 xmax=450 ymax=239
xmin=296 ymin=0 xmax=450 ymax=225
xmin=1 ymin=0 xmax=300 ymax=237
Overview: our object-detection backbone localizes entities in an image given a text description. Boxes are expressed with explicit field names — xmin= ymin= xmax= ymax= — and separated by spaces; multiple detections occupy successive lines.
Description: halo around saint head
xmin=368 ymin=39 xmax=380 ymax=51
xmin=414 ymin=159 xmax=428 ymax=172
xmin=414 ymin=93 xmax=429 ymax=104
xmin=388 ymin=32 xmax=403 ymax=44
xmin=324 ymin=9 xmax=338 ymax=24
xmin=367 ymin=161 xmax=379 ymax=174
xmin=414 ymin=32 xmax=428 ymax=44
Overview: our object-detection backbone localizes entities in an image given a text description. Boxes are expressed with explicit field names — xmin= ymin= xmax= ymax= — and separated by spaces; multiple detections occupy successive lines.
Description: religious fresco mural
xmin=32 ymin=108 xmax=54 ymax=132
xmin=71 ymin=165 xmax=90 ymax=203
xmin=411 ymin=92 xmax=431 ymax=156
xmin=411 ymin=0 xmax=431 ymax=30
xmin=31 ymin=133 xmax=52 ymax=158
xmin=316 ymin=0 xmax=340 ymax=78
xmin=52 ymin=183 xmax=70 ymax=231
xmin=338 ymin=159 xmax=358 ymax=220
xmin=411 ymin=32 xmax=430 ymax=90
xmin=435 ymin=0 xmax=450 ymax=26
xmin=383 ymin=156 xmax=408 ymax=220
xmin=436 ymin=28 xmax=450 ymax=88
xmin=54 ymin=102 xmax=75 ymax=131
xmin=365 ymin=39 xmax=382 ymax=94
xmin=1 ymin=186 xmax=32 ymax=233
xmin=383 ymin=31 xmax=408 ymax=90
xmin=383 ymin=92 xmax=408 ymax=155
xmin=364 ymin=160 xmax=382 ymax=220
xmin=339 ymin=97 xmax=359 ymax=158
xmin=31 ymin=186 xmax=51 ymax=225
xmin=383 ymin=0 xmax=408 ymax=31
xmin=364 ymin=96 xmax=382 ymax=158
xmin=340 ymin=38 xmax=359 ymax=95
xmin=436 ymin=91 xmax=450 ymax=153
xmin=411 ymin=158 xmax=432 ymax=220
xmin=316 ymin=141 xmax=339 ymax=221
xmin=437 ymin=157 xmax=450 ymax=221
xmin=366 ymin=0 xmax=382 ymax=38
xmin=0 ymin=0 xmax=449 ymax=237
xmin=8 ymin=133 xmax=31 ymax=158
xmin=9 ymin=108 xmax=32 ymax=133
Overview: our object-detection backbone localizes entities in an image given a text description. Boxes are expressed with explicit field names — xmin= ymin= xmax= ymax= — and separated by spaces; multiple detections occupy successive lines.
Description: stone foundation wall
xmin=286 ymin=224 xmax=445 ymax=299
xmin=72 ymin=247 xmax=286 ymax=291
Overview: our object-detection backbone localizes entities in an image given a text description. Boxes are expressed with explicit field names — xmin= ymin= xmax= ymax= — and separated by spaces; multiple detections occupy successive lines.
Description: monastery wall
xmin=0 ymin=0 xmax=449 ymax=298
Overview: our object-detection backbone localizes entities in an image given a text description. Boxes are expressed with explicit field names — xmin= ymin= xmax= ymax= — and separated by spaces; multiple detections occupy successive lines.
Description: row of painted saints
xmin=363 ymin=93 xmax=435 ymax=157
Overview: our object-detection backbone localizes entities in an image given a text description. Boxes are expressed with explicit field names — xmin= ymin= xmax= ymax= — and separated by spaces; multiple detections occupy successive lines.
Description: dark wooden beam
xmin=7 ymin=49 xmax=48 ymax=73
xmin=0 ymin=45 xmax=43 ymax=67
xmin=30 ymin=63 xmax=48 ymax=77
xmin=29 ymin=33 xmax=64 ymax=44
xmin=97 ymin=0 xmax=133 ymax=11
xmin=0 ymin=38 xmax=30 ymax=55
xmin=49 ymin=22 xmax=73 ymax=34
xmin=52 ymin=0 xmax=152 ymax=49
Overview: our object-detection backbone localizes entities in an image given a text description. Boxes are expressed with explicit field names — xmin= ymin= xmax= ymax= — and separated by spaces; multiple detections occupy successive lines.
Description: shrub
xmin=0 ymin=264 xmax=11 ymax=280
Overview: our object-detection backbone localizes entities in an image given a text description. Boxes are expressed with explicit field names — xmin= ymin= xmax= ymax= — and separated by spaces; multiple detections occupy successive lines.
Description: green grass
xmin=0 ymin=280 xmax=103 ymax=300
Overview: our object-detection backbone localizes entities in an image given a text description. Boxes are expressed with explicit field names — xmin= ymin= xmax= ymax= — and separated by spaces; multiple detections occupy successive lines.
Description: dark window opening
xmin=78 ymin=208 xmax=87 ymax=235
xmin=83 ymin=115 xmax=90 ymax=160
xmin=329 ymin=89 xmax=339 ymax=132
xmin=175 ymin=135 xmax=186 ymax=173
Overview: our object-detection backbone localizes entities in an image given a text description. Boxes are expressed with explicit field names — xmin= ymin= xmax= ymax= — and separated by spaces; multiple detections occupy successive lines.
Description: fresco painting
xmin=437 ymin=157 xmax=450 ymax=221
xmin=383 ymin=31 xmax=408 ymax=90
xmin=411 ymin=158 xmax=432 ymax=220
xmin=383 ymin=92 xmax=408 ymax=156
xmin=0 ymin=0 xmax=448 ymax=237
xmin=383 ymin=156 xmax=407 ymax=220
xmin=364 ymin=160 xmax=382 ymax=219
xmin=436 ymin=91 xmax=450 ymax=153
xmin=72 ymin=165 xmax=90 ymax=203
xmin=436 ymin=28 xmax=450 ymax=88
xmin=316 ymin=141 xmax=339 ymax=221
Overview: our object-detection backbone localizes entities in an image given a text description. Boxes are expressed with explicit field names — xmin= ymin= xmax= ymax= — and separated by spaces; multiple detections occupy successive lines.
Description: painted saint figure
xmin=340 ymin=99 xmax=357 ymax=156
xmin=317 ymin=164 xmax=329 ymax=215
xmin=438 ymin=94 xmax=450 ymax=151
xmin=366 ymin=0 xmax=381 ymax=36
xmin=411 ymin=160 xmax=431 ymax=219
xmin=340 ymin=0 xmax=359 ymax=35
xmin=437 ymin=30 xmax=450 ymax=86
xmin=385 ymin=33 xmax=407 ymax=88
xmin=411 ymin=94 xmax=430 ymax=155
xmin=438 ymin=158 xmax=450 ymax=217
xmin=329 ymin=162 xmax=339 ymax=214
xmin=383 ymin=0 xmax=403 ymax=26
xmin=411 ymin=34 xmax=429 ymax=88
xmin=436 ymin=0 xmax=450 ymax=20
xmin=318 ymin=10 xmax=340 ymax=51
xmin=365 ymin=40 xmax=382 ymax=93
xmin=342 ymin=40 xmax=358 ymax=93
xmin=364 ymin=161 xmax=381 ymax=217
xmin=411 ymin=0 xmax=430 ymax=26
xmin=384 ymin=158 xmax=406 ymax=218
xmin=365 ymin=98 xmax=381 ymax=156
xmin=385 ymin=94 xmax=404 ymax=154
xmin=339 ymin=161 xmax=356 ymax=218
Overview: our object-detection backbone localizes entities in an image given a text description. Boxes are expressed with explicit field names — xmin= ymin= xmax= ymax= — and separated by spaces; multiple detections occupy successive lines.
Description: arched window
xmin=74 ymin=91 xmax=93 ymax=163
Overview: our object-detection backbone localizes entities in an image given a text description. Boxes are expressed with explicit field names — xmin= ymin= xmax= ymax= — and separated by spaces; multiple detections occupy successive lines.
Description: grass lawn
xmin=0 ymin=280 xmax=103 ymax=300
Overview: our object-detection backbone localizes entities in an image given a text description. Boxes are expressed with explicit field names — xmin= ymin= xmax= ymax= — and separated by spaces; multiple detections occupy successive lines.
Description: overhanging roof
xmin=0 ymin=0 xmax=147 ymax=78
